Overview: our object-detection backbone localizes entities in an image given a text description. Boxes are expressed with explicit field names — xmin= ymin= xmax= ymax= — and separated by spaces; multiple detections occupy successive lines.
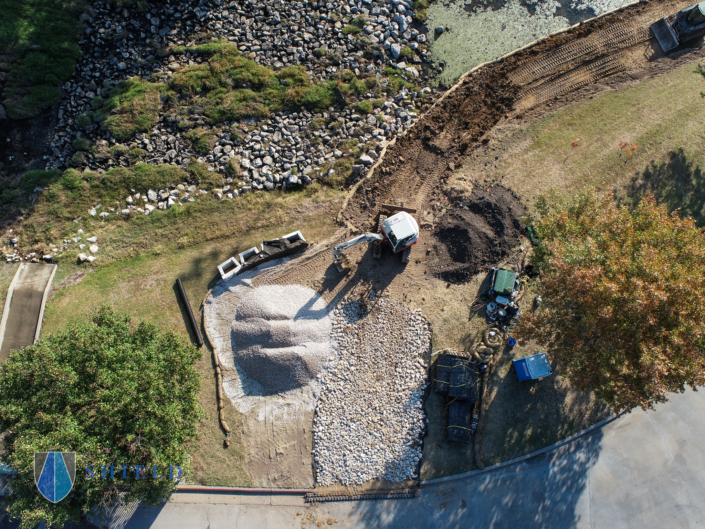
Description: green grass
xmin=353 ymin=100 xmax=373 ymax=115
xmin=342 ymin=25 xmax=362 ymax=35
xmin=476 ymin=58 xmax=705 ymax=226
xmin=32 ymin=188 xmax=342 ymax=486
xmin=383 ymin=66 xmax=418 ymax=92
xmin=89 ymin=42 xmax=375 ymax=140
xmin=0 ymin=0 xmax=85 ymax=119
xmin=185 ymin=128 xmax=218 ymax=154
xmin=94 ymin=78 xmax=167 ymax=141
xmin=84 ymin=40 xmax=403 ymax=146
xmin=12 ymin=162 xmax=342 ymax=264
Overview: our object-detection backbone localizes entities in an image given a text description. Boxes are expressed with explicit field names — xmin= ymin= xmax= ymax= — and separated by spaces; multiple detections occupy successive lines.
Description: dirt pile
xmin=431 ymin=186 xmax=525 ymax=283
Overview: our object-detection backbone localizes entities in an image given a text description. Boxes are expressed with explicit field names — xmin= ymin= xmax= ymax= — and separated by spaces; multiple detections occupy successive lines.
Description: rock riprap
xmin=313 ymin=297 xmax=430 ymax=486
xmin=230 ymin=285 xmax=335 ymax=393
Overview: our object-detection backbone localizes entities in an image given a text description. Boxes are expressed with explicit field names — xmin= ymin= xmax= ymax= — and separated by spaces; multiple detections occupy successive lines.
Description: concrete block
xmin=239 ymin=247 xmax=260 ymax=264
xmin=282 ymin=230 xmax=306 ymax=244
xmin=217 ymin=257 xmax=242 ymax=281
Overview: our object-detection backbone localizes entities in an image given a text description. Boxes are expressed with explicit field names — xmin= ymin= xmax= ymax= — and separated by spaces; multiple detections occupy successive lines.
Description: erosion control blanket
xmin=240 ymin=238 xmax=309 ymax=273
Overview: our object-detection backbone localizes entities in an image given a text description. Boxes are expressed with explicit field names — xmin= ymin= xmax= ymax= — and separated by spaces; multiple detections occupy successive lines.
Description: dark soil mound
xmin=432 ymin=186 xmax=525 ymax=283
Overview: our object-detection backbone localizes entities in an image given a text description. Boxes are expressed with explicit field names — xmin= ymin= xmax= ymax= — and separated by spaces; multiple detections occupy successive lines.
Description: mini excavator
xmin=332 ymin=205 xmax=420 ymax=272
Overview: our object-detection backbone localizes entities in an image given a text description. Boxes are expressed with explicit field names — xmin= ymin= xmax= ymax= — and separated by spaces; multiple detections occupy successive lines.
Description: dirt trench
xmin=260 ymin=0 xmax=701 ymax=296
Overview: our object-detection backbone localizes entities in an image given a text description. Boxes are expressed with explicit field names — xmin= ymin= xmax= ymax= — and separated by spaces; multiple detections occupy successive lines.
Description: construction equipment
xmin=651 ymin=1 xmax=705 ymax=53
xmin=332 ymin=205 xmax=419 ymax=272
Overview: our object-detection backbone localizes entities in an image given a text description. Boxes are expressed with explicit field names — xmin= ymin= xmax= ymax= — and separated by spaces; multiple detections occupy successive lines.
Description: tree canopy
xmin=518 ymin=189 xmax=705 ymax=413
xmin=0 ymin=307 xmax=202 ymax=528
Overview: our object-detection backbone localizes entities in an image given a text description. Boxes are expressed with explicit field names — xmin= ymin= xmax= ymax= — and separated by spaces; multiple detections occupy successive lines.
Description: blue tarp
xmin=513 ymin=353 xmax=553 ymax=381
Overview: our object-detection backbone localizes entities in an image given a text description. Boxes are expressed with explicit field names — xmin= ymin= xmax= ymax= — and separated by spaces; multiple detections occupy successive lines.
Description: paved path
xmin=0 ymin=263 xmax=56 ymax=361
xmin=93 ymin=386 xmax=705 ymax=529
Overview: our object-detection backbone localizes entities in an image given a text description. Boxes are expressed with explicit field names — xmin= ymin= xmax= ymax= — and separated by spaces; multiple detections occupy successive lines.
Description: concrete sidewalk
xmin=91 ymin=386 xmax=705 ymax=528
xmin=0 ymin=263 xmax=56 ymax=361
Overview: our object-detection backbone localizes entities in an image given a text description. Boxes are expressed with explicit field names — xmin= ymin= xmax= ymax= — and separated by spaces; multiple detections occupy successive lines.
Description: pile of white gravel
xmin=231 ymin=285 xmax=335 ymax=393
xmin=203 ymin=259 xmax=335 ymax=419
xmin=313 ymin=297 xmax=431 ymax=486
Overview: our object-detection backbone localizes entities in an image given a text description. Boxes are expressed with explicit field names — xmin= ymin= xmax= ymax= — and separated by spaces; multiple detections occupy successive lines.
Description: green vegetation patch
xmin=0 ymin=0 xmax=86 ymax=119
xmin=383 ymin=66 xmax=418 ymax=92
xmin=169 ymin=44 xmax=336 ymax=123
xmin=94 ymin=78 xmax=167 ymax=141
xmin=0 ymin=307 xmax=202 ymax=528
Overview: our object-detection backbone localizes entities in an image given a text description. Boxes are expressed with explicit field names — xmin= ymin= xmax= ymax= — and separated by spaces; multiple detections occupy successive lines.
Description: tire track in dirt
xmin=514 ymin=52 xmax=630 ymax=112
xmin=255 ymin=0 xmax=699 ymax=295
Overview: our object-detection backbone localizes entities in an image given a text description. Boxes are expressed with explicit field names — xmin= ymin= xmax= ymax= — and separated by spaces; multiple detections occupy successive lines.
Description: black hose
xmin=176 ymin=278 xmax=203 ymax=347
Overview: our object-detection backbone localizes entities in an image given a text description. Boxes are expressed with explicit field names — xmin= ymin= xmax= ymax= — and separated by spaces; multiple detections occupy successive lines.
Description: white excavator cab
xmin=381 ymin=211 xmax=420 ymax=253
xmin=332 ymin=209 xmax=420 ymax=271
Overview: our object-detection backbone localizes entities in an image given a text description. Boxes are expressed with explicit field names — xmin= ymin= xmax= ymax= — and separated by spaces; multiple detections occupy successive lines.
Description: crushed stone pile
xmin=231 ymin=284 xmax=335 ymax=393
xmin=432 ymin=185 xmax=525 ymax=283
xmin=313 ymin=297 xmax=430 ymax=486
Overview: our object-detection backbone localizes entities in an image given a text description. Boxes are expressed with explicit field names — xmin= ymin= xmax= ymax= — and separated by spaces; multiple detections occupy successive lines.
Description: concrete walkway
xmin=0 ymin=263 xmax=56 ymax=361
xmin=93 ymin=386 xmax=705 ymax=529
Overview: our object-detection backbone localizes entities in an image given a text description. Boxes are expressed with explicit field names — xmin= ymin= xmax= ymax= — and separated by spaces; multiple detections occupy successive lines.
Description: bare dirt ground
xmin=221 ymin=0 xmax=705 ymax=487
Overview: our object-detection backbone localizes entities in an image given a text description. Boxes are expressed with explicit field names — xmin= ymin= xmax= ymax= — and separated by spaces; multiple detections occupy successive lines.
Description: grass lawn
xmin=29 ymin=188 xmax=343 ymax=486
xmin=461 ymin=58 xmax=705 ymax=225
xmin=0 ymin=0 xmax=85 ymax=119
xmin=429 ymin=57 xmax=705 ymax=476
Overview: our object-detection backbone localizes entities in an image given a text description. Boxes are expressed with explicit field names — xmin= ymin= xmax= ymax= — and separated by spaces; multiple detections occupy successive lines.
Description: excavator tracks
xmin=514 ymin=52 xmax=630 ymax=112
xmin=510 ymin=23 xmax=650 ymax=86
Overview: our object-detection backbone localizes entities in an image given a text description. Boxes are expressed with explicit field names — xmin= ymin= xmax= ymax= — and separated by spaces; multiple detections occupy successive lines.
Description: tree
xmin=0 ymin=307 xmax=202 ymax=528
xmin=518 ymin=189 xmax=705 ymax=414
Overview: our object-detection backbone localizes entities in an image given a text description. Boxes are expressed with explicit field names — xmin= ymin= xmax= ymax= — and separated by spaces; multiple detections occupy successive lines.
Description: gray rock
xmin=359 ymin=155 xmax=374 ymax=166
xmin=89 ymin=245 xmax=99 ymax=254
xmin=390 ymin=43 xmax=401 ymax=60
xmin=435 ymin=26 xmax=444 ymax=34
xmin=86 ymin=236 xmax=98 ymax=243
xmin=147 ymin=189 xmax=158 ymax=202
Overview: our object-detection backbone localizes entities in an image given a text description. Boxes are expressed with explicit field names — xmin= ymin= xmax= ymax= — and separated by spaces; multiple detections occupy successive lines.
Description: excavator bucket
xmin=334 ymin=253 xmax=352 ymax=272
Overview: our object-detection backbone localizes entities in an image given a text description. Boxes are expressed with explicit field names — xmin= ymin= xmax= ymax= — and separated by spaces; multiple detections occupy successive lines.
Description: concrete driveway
xmin=0 ymin=263 xmax=56 ymax=361
xmin=89 ymin=386 xmax=704 ymax=529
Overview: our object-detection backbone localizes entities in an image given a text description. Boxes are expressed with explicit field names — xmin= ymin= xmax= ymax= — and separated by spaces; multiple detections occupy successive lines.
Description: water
xmin=425 ymin=0 xmax=631 ymax=85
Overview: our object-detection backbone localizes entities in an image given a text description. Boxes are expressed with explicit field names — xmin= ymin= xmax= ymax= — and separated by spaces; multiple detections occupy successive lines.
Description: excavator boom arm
xmin=332 ymin=233 xmax=384 ymax=270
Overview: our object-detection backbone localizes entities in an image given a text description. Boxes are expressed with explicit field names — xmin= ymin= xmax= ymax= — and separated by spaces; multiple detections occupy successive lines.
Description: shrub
xmin=353 ymin=100 xmax=373 ymax=115
xmin=75 ymin=113 xmax=93 ymax=129
xmin=72 ymin=137 xmax=92 ymax=151
xmin=70 ymin=151 xmax=87 ymax=167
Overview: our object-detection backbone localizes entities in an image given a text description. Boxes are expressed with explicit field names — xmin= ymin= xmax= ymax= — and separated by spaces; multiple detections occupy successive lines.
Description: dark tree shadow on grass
xmin=627 ymin=148 xmax=705 ymax=227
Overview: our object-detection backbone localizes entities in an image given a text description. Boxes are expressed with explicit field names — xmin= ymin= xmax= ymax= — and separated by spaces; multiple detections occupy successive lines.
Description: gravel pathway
xmin=313 ymin=297 xmax=431 ymax=486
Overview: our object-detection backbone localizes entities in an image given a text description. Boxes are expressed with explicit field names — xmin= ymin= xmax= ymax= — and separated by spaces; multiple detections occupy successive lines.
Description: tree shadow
xmin=344 ymin=418 xmax=605 ymax=528
xmin=481 ymin=346 xmax=609 ymax=470
xmin=626 ymin=148 xmax=705 ymax=227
